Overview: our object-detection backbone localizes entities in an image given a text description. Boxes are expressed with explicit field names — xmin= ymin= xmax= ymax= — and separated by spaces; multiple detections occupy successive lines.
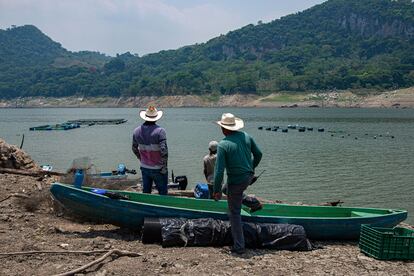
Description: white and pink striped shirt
xmin=132 ymin=123 xmax=168 ymax=170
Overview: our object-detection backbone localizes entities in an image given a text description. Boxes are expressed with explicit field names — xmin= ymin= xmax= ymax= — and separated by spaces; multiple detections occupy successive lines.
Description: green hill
xmin=0 ymin=25 xmax=110 ymax=98
xmin=1 ymin=0 xmax=414 ymax=99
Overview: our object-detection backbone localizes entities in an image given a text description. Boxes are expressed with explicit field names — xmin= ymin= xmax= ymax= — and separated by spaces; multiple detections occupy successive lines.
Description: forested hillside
xmin=1 ymin=0 xmax=413 ymax=99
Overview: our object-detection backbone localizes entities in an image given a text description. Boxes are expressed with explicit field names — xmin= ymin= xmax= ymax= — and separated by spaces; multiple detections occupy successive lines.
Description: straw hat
xmin=216 ymin=113 xmax=244 ymax=131
xmin=139 ymin=106 xmax=163 ymax=122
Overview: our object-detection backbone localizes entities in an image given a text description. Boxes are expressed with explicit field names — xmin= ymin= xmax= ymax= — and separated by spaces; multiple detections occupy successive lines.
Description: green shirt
xmin=213 ymin=131 xmax=262 ymax=193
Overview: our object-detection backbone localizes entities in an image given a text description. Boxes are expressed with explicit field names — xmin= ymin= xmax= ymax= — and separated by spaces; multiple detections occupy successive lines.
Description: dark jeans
xmin=226 ymin=175 xmax=252 ymax=251
xmin=141 ymin=167 xmax=168 ymax=195
xmin=222 ymin=184 xmax=261 ymax=210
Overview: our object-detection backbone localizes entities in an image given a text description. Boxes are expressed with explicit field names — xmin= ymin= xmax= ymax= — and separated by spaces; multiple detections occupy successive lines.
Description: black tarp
xmin=142 ymin=218 xmax=314 ymax=251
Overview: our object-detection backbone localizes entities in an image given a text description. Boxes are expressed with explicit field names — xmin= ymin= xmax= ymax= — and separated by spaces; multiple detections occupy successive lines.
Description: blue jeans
xmin=227 ymin=175 xmax=253 ymax=251
xmin=141 ymin=167 xmax=168 ymax=195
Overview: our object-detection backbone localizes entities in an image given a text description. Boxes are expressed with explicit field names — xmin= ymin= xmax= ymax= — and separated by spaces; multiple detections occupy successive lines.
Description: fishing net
xmin=60 ymin=157 xmax=139 ymax=190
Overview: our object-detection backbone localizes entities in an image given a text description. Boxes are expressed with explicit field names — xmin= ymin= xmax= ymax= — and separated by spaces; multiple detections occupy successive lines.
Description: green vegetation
xmin=1 ymin=0 xmax=414 ymax=99
xmin=260 ymin=94 xmax=306 ymax=103
xmin=200 ymin=91 xmax=222 ymax=102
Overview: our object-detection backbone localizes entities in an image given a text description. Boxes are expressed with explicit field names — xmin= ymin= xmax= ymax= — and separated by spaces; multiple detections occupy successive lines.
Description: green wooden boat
xmin=50 ymin=183 xmax=407 ymax=240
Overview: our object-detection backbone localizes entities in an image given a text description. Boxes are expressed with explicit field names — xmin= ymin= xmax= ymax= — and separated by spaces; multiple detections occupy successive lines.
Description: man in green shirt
xmin=213 ymin=113 xmax=262 ymax=254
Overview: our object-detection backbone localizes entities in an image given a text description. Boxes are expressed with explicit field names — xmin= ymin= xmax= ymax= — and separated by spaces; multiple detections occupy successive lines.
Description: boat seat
xmin=351 ymin=211 xmax=377 ymax=217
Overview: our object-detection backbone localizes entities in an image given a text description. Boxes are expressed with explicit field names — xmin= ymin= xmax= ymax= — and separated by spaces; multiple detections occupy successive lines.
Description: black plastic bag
xmin=158 ymin=218 xmax=232 ymax=247
xmin=142 ymin=218 xmax=314 ymax=251
xmin=242 ymin=222 xmax=313 ymax=250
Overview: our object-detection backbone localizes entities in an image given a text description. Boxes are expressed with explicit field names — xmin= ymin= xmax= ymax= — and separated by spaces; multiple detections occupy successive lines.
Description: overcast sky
xmin=0 ymin=0 xmax=326 ymax=56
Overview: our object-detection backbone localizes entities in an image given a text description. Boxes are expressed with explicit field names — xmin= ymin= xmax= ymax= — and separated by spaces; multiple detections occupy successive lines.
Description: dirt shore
xmin=0 ymin=172 xmax=413 ymax=276
xmin=1 ymin=87 xmax=414 ymax=108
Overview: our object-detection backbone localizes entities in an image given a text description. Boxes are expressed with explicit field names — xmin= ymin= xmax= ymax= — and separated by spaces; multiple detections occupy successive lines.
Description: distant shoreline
xmin=1 ymin=87 xmax=413 ymax=108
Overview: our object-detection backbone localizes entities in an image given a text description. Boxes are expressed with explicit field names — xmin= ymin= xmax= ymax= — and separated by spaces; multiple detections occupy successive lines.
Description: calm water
xmin=1 ymin=108 xmax=413 ymax=223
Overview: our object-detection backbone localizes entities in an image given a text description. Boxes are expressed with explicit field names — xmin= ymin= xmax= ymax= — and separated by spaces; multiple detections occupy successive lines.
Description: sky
xmin=0 ymin=0 xmax=326 ymax=57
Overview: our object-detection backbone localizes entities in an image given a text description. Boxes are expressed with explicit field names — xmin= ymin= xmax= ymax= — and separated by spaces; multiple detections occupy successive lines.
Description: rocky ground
xmin=1 ymin=87 xmax=414 ymax=108
xmin=0 ymin=139 xmax=39 ymax=171
xmin=0 ymin=140 xmax=413 ymax=275
xmin=1 ymin=173 xmax=413 ymax=276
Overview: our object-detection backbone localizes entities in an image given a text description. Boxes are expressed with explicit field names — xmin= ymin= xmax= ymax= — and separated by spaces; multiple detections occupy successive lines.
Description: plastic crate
xmin=359 ymin=224 xmax=414 ymax=260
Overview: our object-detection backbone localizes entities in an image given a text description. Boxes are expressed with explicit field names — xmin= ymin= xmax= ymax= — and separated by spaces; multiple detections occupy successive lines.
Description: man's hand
xmin=160 ymin=167 xmax=168 ymax=175
xmin=213 ymin=192 xmax=222 ymax=201
xmin=250 ymin=170 xmax=265 ymax=185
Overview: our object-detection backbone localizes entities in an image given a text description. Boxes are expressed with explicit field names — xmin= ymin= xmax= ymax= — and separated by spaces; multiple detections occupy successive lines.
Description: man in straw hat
xmin=213 ymin=113 xmax=262 ymax=254
xmin=132 ymin=106 xmax=168 ymax=195
xmin=204 ymin=141 xmax=263 ymax=209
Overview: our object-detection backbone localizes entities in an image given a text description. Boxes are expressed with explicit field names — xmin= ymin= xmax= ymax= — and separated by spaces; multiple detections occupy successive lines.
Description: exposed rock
xmin=340 ymin=13 xmax=414 ymax=38
xmin=0 ymin=139 xmax=39 ymax=171
xmin=1 ymin=87 xmax=414 ymax=108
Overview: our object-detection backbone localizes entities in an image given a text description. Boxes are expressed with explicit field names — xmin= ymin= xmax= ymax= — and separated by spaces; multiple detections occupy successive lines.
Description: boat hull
xmin=50 ymin=183 xmax=407 ymax=240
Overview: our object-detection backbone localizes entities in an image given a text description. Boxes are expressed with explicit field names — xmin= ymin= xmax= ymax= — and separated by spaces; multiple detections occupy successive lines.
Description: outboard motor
xmin=174 ymin=175 xmax=188 ymax=190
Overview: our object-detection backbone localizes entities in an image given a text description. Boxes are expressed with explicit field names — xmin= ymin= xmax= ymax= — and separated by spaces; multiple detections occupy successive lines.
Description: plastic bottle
xmin=73 ymin=169 xmax=84 ymax=188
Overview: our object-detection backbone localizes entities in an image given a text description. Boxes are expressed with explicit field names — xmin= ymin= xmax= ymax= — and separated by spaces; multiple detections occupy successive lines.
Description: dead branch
xmin=0 ymin=249 xmax=141 ymax=276
xmin=0 ymin=193 xmax=29 ymax=203
xmin=0 ymin=167 xmax=66 ymax=177
xmin=19 ymin=133 xmax=25 ymax=149
xmin=0 ymin=250 xmax=109 ymax=257
xmin=53 ymin=249 xmax=141 ymax=276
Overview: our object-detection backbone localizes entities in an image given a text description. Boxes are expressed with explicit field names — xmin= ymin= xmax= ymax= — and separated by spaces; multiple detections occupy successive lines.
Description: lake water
xmin=1 ymin=107 xmax=413 ymax=224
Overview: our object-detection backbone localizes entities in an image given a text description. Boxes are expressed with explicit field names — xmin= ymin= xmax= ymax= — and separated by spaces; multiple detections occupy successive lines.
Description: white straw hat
xmin=216 ymin=113 xmax=244 ymax=131
xmin=139 ymin=106 xmax=163 ymax=122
